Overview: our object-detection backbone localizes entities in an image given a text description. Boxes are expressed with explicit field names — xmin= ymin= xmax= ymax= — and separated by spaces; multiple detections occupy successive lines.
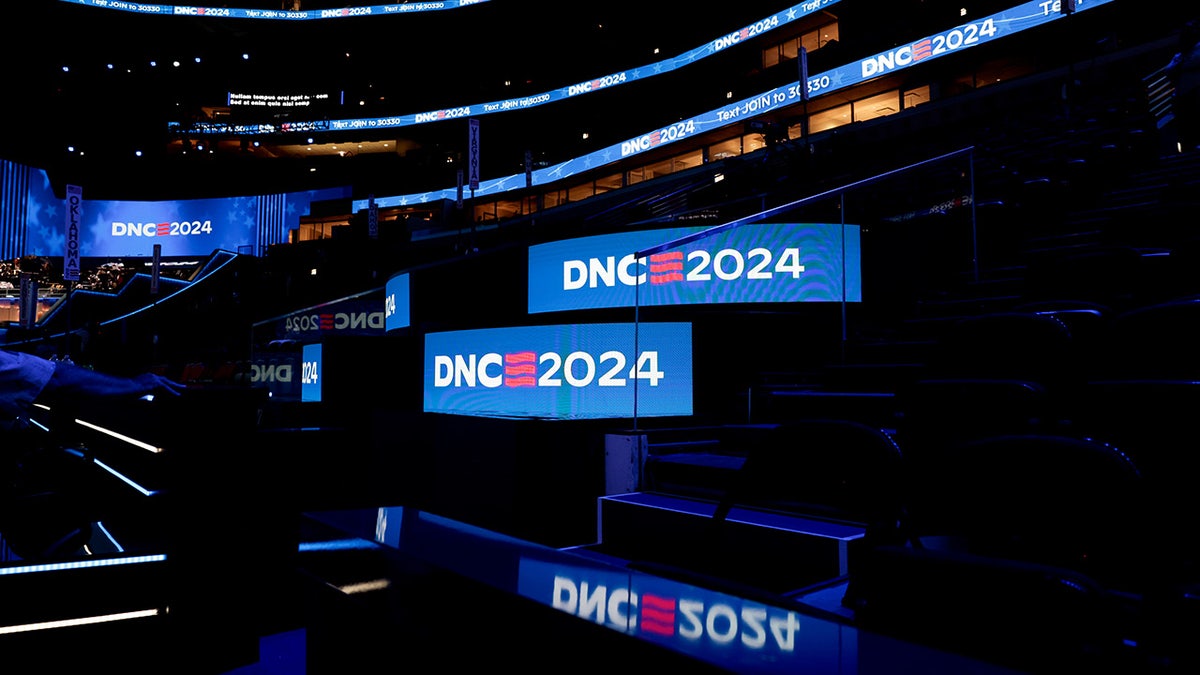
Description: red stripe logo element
xmin=648 ymin=252 xmax=684 ymax=284
xmin=504 ymin=351 xmax=537 ymax=387
xmin=639 ymin=593 xmax=677 ymax=636
xmin=912 ymin=38 xmax=932 ymax=61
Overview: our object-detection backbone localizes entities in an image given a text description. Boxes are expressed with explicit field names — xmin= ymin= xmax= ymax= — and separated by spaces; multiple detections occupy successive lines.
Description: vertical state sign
xmin=367 ymin=194 xmax=378 ymax=239
xmin=468 ymin=118 xmax=480 ymax=191
xmin=64 ymin=184 xmax=82 ymax=281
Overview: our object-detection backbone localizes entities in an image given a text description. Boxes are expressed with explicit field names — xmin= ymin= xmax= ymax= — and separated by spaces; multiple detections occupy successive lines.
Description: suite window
xmin=903 ymin=85 xmax=931 ymax=109
xmin=807 ymin=22 xmax=838 ymax=51
xmin=643 ymin=157 xmax=675 ymax=180
xmin=673 ymin=149 xmax=704 ymax=171
xmin=296 ymin=218 xmax=346 ymax=242
xmin=543 ymin=188 xmax=566 ymax=209
xmin=762 ymin=21 xmax=839 ymax=69
xmin=595 ymin=172 xmax=623 ymax=194
xmin=493 ymin=197 xmax=522 ymax=221
xmin=854 ymin=91 xmax=901 ymax=123
xmin=742 ymin=131 xmax=769 ymax=155
xmin=809 ymin=103 xmax=852 ymax=134
xmin=568 ymin=181 xmax=595 ymax=202
xmin=473 ymin=201 xmax=497 ymax=223
xmin=709 ymin=136 xmax=742 ymax=161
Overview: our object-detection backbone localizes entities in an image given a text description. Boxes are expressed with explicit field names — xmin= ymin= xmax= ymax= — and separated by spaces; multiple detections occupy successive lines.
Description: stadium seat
xmin=902 ymin=432 xmax=1166 ymax=596
xmin=842 ymin=542 xmax=1144 ymax=672
xmin=894 ymin=376 xmax=1056 ymax=473
xmin=712 ymin=418 xmax=908 ymax=537
xmin=1085 ymin=295 xmax=1200 ymax=379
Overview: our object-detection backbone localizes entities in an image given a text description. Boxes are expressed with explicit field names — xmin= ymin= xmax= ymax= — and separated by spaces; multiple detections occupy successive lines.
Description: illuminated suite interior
xmin=3 ymin=1 xmax=1200 ymax=673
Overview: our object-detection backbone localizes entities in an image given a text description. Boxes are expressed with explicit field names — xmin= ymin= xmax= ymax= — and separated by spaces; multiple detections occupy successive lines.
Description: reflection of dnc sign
xmin=527 ymin=223 xmax=861 ymax=314
xmin=424 ymin=322 xmax=692 ymax=420
xmin=249 ymin=353 xmax=299 ymax=401
xmin=516 ymin=557 xmax=844 ymax=675
xmin=276 ymin=297 xmax=386 ymax=340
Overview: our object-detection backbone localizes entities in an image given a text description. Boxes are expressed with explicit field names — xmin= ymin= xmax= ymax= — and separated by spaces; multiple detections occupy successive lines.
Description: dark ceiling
xmin=1 ymin=1 xmax=1023 ymax=201
xmin=2 ymin=1 xmax=768 ymax=199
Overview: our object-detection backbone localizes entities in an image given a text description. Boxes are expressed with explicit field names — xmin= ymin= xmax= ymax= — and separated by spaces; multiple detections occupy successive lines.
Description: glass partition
xmin=628 ymin=146 xmax=979 ymax=427
xmin=298 ymin=504 xmax=1021 ymax=674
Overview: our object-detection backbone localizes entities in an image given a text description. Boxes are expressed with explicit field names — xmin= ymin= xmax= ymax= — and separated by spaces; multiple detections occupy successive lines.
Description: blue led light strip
xmin=0 ymin=554 xmax=167 ymax=576
xmin=58 ymin=1 xmax=490 ymax=19
xmin=173 ymin=1 xmax=842 ymax=138
xmin=0 ymin=608 xmax=162 ymax=635
xmin=356 ymin=0 xmax=1114 ymax=211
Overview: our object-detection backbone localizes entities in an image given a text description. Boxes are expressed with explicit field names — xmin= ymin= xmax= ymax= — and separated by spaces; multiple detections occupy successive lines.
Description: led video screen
xmin=385 ymin=273 xmax=411 ymax=331
xmin=301 ymin=342 xmax=323 ymax=403
xmin=528 ymin=223 xmax=860 ymax=314
xmin=72 ymin=196 xmax=259 ymax=257
xmin=22 ymin=175 xmax=348 ymax=259
xmin=424 ymin=322 xmax=693 ymax=420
